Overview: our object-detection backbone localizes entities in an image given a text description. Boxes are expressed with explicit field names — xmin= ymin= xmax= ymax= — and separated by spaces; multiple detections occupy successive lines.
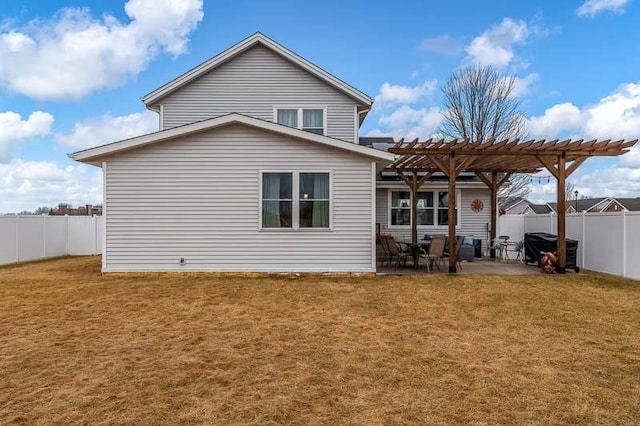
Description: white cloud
xmin=0 ymin=159 xmax=102 ymax=214
xmin=418 ymin=34 xmax=464 ymax=56
xmin=527 ymin=82 xmax=640 ymax=201
xmin=0 ymin=111 xmax=54 ymax=161
xmin=0 ymin=0 xmax=203 ymax=100
xmin=527 ymin=103 xmax=584 ymax=139
xmin=528 ymin=82 xmax=640 ymax=140
xmin=572 ymin=164 xmax=640 ymax=198
xmin=57 ymin=110 xmax=158 ymax=150
xmin=465 ymin=18 xmax=529 ymax=67
xmin=577 ymin=0 xmax=630 ymax=17
xmin=512 ymin=73 xmax=539 ymax=96
xmin=374 ymin=80 xmax=437 ymax=107
xmin=368 ymin=105 xmax=444 ymax=140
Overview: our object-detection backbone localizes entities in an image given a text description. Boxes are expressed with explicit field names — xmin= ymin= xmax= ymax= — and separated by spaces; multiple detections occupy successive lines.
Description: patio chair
xmin=385 ymin=235 xmax=413 ymax=268
xmin=377 ymin=234 xmax=391 ymax=265
xmin=420 ymin=235 xmax=445 ymax=272
xmin=504 ymin=240 xmax=524 ymax=262
xmin=492 ymin=235 xmax=510 ymax=261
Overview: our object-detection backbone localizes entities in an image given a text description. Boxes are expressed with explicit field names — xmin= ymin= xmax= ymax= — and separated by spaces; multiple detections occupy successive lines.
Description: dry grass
xmin=1 ymin=257 xmax=639 ymax=424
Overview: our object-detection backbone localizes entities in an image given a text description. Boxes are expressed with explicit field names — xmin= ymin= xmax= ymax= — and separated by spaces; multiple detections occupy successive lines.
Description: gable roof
xmin=529 ymin=203 xmax=552 ymax=214
xmin=68 ymin=113 xmax=395 ymax=165
xmin=141 ymin=32 xmax=374 ymax=107
xmin=607 ymin=198 xmax=640 ymax=211
xmin=548 ymin=197 xmax=608 ymax=213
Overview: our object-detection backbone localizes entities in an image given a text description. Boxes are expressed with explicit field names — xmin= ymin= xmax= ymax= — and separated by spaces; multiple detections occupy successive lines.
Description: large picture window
xmin=275 ymin=107 xmax=326 ymax=135
xmin=389 ymin=190 xmax=459 ymax=227
xmin=261 ymin=171 xmax=331 ymax=229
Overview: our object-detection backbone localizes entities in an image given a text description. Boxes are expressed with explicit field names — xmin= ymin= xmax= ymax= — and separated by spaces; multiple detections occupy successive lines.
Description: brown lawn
xmin=0 ymin=256 xmax=639 ymax=424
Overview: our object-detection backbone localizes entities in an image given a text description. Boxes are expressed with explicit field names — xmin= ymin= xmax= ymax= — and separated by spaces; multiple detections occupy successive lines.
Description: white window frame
xmin=387 ymin=189 xmax=461 ymax=229
xmin=259 ymin=170 xmax=333 ymax=231
xmin=273 ymin=106 xmax=328 ymax=136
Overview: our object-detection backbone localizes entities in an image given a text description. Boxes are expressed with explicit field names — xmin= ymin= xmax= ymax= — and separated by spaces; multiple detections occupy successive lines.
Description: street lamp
xmin=574 ymin=190 xmax=579 ymax=212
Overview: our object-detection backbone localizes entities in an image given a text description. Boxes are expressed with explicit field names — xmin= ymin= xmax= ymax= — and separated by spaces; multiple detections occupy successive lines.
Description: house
xmin=599 ymin=197 xmax=640 ymax=212
xmin=501 ymin=198 xmax=529 ymax=215
xmin=49 ymin=203 xmax=103 ymax=216
xmin=548 ymin=197 xmax=608 ymax=213
xmin=70 ymin=33 xmax=491 ymax=273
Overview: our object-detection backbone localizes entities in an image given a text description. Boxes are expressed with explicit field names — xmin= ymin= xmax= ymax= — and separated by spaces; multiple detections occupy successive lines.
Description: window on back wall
xmin=261 ymin=171 xmax=331 ymax=230
xmin=274 ymin=107 xmax=326 ymax=135
xmin=389 ymin=190 xmax=459 ymax=227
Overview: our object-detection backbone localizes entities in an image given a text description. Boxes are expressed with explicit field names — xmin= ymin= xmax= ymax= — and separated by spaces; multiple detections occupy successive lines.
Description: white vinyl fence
xmin=0 ymin=215 xmax=103 ymax=266
xmin=498 ymin=212 xmax=640 ymax=280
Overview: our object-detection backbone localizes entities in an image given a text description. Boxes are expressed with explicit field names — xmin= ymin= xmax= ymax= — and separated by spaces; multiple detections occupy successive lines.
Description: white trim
xmin=159 ymin=105 xmax=164 ymax=130
xmin=69 ymin=113 xmax=395 ymax=164
xmin=585 ymin=198 xmax=613 ymax=212
xmin=258 ymin=170 xmax=333 ymax=231
xmin=387 ymin=189 xmax=462 ymax=230
xmin=371 ymin=161 xmax=376 ymax=271
xmin=102 ymin=266 xmax=377 ymax=274
xmin=599 ymin=198 xmax=626 ymax=213
xmin=141 ymin=32 xmax=374 ymax=106
xmin=354 ymin=105 xmax=359 ymax=145
xmin=102 ymin=161 xmax=107 ymax=272
xmin=622 ymin=209 xmax=627 ymax=277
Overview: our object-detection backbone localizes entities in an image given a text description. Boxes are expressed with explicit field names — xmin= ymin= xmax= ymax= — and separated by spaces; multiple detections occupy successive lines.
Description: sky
xmin=1 ymin=0 xmax=640 ymax=213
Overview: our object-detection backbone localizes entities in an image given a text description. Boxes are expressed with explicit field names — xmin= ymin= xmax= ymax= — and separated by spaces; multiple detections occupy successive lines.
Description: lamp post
xmin=574 ymin=190 xmax=579 ymax=212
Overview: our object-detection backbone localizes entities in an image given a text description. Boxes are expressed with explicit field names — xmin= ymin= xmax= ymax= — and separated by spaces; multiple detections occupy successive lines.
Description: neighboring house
xmin=548 ymin=197 xmax=608 ymax=213
xmin=501 ymin=198 xmax=552 ymax=215
xmin=501 ymin=198 xmax=529 ymax=215
xmin=528 ymin=204 xmax=553 ymax=214
xmin=70 ymin=33 xmax=490 ymax=273
xmin=49 ymin=204 xmax=103 ymax=216
xmin=600 ymin=198 xmax=640 ymax=212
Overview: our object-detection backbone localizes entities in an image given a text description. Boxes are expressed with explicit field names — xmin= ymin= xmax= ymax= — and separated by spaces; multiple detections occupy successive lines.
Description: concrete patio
xmin=377 ymin=258 xmax=543 ymax=275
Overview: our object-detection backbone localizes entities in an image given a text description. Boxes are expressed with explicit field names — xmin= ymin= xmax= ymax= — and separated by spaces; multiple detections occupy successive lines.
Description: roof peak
xmin=141 ymin=32 xmax=373 ymax=107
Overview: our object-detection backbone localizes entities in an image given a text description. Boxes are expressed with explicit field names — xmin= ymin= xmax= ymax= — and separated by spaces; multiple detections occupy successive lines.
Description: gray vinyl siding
xmin=103 ymin=124 xmax=374 ymax=272
xmin=155 ymin=45 xmax=360 ymax=142
xmin=376 ymin=186 xmax=491 ymax=252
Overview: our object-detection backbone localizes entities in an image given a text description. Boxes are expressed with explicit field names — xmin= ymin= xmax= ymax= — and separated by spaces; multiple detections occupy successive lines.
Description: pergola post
xmin=386 ymin=137 xmax=637 ymax=275
xmin=537 ymin=153 xmax=585 ymax=273
xmin=411 ymin=172 xmax=418 ymax=244
xmin=490 ymin=171 xmax=498 ymax=258
xmin=397 ymin=171 xmax=433 ymax=244
xmin=448 ymin=153 xmax=457 ymax=273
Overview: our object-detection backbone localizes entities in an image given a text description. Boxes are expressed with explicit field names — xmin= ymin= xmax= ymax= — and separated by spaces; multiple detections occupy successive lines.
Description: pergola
xmin=386 ymin=138 xmax=637 ymax=273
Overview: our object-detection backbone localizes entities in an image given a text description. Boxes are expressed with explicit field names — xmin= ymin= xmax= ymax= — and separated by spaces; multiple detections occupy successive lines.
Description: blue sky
xmin=1 ymin=0 xmax=640 ymax=213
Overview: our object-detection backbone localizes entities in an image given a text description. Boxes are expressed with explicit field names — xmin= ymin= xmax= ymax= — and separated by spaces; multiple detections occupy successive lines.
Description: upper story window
xmin=275 ymin=107 xmax=326 ymax=135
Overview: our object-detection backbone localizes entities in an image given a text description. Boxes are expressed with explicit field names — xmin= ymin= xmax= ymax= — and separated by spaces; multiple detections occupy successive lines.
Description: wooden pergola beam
xmin=384 ymin=137 xmax=638 ymax=274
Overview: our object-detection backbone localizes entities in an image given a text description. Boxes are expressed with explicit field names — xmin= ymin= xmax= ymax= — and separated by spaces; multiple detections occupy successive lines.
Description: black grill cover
xmin=524 ymin=232 xmax=578 ymax=269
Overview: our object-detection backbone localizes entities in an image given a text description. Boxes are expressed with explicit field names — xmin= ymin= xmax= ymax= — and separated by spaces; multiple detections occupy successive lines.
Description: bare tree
xmin=439 ymin=64 xmax=530 ymax=204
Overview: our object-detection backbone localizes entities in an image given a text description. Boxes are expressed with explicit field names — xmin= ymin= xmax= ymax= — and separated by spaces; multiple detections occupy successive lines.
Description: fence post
xmin=93 ymin=215 xmax=98 ymax=255
xmin=65 ymin=215 xmax=69 ymax=255
xmin=622 ymin=210 xmax=627 ymax=277
xmin=581 ymin=211 xmax=586 ymax=269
